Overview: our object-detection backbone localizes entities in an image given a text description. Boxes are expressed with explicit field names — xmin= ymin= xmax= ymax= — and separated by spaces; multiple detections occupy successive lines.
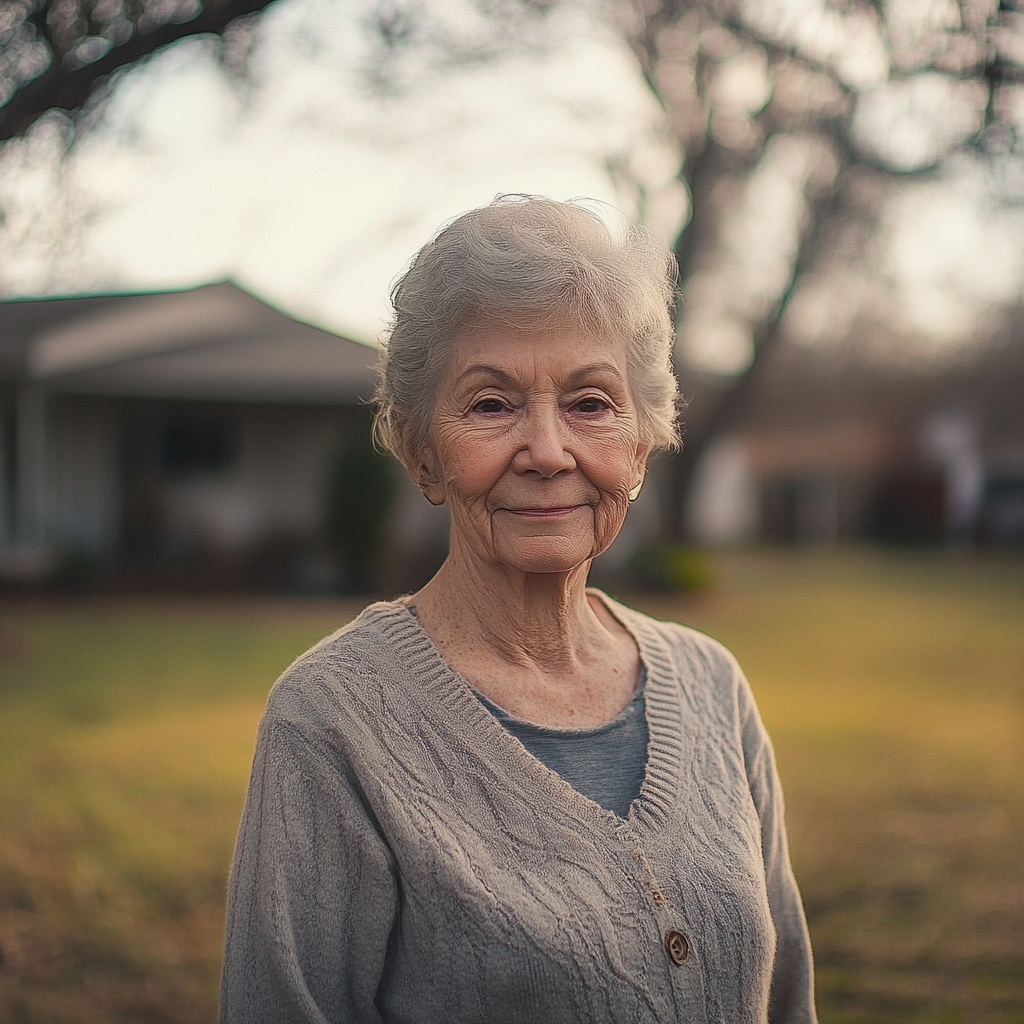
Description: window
xmin=160 ymin=412 xmax=238 ymax=478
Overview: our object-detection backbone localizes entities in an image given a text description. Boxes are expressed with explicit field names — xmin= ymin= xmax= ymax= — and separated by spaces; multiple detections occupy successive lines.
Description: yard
xmin=0 ymin=550 xmax=1021 ymax=1023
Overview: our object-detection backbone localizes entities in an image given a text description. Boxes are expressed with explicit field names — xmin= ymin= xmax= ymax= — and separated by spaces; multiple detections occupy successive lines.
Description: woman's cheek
xmin=591 ymin=487 xmax=633 ymax=555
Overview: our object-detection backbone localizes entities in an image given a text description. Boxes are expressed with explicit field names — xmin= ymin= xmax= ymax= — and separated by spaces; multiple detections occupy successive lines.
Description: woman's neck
xmin=406 ymin=542 xmax=640 ymax=728
xmin=410 ymin=549 xmax=597 ymax=671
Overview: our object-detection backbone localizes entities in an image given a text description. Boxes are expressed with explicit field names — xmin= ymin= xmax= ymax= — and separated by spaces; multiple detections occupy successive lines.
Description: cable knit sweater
xmin=220 ymin=594 xmax=816 ymax=1024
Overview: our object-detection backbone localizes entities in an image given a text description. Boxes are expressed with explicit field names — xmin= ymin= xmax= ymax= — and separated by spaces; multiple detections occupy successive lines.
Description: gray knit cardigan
xmin=220 ymin=595 xmax=817 ymax=1024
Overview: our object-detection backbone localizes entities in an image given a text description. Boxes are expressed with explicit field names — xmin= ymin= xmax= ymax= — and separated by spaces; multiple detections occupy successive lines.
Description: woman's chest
xmin=365 ymin=728 xmax=774 ymax=1024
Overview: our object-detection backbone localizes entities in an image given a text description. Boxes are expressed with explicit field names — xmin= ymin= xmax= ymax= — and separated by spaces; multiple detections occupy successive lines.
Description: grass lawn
xmin=0 ymin=549 xmax=1021 ymax=1023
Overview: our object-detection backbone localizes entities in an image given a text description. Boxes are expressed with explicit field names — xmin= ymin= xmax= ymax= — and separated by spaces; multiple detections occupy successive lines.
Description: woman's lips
xmin=505 ymin=505 xmax=584 ymax=518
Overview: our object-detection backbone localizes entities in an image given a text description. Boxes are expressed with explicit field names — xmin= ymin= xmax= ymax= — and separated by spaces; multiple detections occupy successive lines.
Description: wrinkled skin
xmin=415 ymin=324 xmax=649 ymax=578
xmin=401 ymin=323 xmax=650 ymax=729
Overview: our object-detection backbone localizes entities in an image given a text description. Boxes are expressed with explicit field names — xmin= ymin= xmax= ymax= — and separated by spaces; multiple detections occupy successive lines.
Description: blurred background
xmin=0 ymin=0 xmax=1022 ymax=1021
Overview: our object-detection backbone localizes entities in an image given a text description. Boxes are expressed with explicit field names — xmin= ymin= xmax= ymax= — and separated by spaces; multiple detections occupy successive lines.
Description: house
xmin=0 ymin=281 xmax=448 ymax=588
xmin=684 ymin=333 xmax=1024 ymax=548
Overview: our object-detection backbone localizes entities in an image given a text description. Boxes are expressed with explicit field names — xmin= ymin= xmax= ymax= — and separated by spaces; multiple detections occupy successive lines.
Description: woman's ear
xmin=417 ymin=449 xmax=447 ymax=506
xmin=400 ymin=430 xmax=446 ymax=506
xmin=627 ymin=443 xmax=651 ymax=502
xmin=631 ymin=443 xmax=652 ymax=489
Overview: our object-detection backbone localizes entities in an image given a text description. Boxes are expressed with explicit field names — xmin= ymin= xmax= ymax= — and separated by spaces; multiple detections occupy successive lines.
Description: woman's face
xmin=417 ymin=323 xmax=650 ymax=575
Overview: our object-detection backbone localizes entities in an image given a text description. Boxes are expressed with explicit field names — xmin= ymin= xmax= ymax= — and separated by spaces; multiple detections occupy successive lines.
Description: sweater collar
xmin=360 ymin=592 xmax=686 ymax=836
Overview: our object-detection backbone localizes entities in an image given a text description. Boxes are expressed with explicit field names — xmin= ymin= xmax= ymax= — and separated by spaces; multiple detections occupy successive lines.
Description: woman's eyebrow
xmin=454 ymin=364 xmax=519 ymax=387
xmin=563 ymin=363 xmax=625 ymax=388
xmin=454 ymin=361 xmax=624 ymax=389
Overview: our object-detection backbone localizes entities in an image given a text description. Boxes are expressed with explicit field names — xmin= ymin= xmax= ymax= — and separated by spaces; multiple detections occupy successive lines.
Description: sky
xmin=781 ymin=154 xmax=1024 ymax=366
xmin=0 ymin=0 xmax=686 ymax=346
xmin=1 ymin=0 xmax=1022 ymax=366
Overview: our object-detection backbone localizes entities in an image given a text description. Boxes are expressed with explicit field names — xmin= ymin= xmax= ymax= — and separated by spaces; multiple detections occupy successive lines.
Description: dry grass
xmin=630 ymin=551 xmax=1024 ymax=1024
xmin=0 ymin=551 xmax=1021 ymax=1023
xmin=0 ymin=599 xmax=363 ymax=1024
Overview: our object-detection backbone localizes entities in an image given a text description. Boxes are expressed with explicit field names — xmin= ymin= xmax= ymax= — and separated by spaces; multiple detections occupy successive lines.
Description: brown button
xmin=665 ymin=930 xmax=689 ymax=965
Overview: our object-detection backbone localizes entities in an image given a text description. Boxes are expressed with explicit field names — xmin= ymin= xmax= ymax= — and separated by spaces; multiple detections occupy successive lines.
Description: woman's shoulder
xmin=286 ymin=599 xmax=415 ymax=668
xmin=260 ymin=600 xmax=426 ymax=730
xmin=591 ymin=590 xmax=738 ymax=665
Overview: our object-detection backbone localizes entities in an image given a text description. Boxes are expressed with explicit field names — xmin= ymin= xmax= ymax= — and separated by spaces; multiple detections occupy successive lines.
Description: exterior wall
xmin=0 ymin=396 xmax=12 ymax=550
xmin=689 ymin=416 xmax=1024 ymax=547
xmin=0 ymin=394 xmax=453 ymax=587
xmin=685 ymin=437 xmax=761 ymax=546
xmin=0 ymin=396 xmax=361 ymax=579
xmin=158 ymin=405 xmax=347 ymax=553
xmin=0 ymin=387 xmax=59 ymax=575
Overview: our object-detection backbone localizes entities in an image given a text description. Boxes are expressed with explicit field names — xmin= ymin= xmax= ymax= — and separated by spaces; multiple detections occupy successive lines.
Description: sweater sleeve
xmin=220 ymin=701 xmax=399 ymax=1024
xmin=739 ymin=674 xmax=818 ymax=1024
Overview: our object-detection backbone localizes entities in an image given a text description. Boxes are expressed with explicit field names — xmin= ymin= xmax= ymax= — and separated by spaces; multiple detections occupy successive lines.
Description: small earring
xmin=628 ymin=474 xmax=645 ymax=502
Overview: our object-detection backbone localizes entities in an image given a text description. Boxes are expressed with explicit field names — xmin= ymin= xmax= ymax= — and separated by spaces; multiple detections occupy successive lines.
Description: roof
xmin=0 ymin=281 xmax=378 ymax=404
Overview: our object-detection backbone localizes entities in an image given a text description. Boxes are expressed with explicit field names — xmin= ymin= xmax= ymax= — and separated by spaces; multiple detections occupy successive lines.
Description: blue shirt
xmin=472 ymin=669 xmax=650 ymax=818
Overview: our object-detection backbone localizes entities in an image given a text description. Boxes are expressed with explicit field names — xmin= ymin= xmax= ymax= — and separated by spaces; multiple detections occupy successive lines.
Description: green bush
xmin=49 ymin=548 xmax=94 ymax=590
xmin=629 ymin=542 xmax=715 ymax=593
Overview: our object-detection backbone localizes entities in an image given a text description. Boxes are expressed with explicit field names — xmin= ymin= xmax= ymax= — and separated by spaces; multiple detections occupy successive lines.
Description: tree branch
xmin=0 ymin=0 xmax=276 ymax=142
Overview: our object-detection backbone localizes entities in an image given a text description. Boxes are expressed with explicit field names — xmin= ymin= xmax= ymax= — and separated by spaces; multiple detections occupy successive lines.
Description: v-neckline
xmin=369 ymin=592 xmax=689 ymax=836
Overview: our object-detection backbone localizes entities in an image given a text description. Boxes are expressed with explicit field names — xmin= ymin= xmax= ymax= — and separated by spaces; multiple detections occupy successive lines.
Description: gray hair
xmin=373 ymin=195 xmax=681 ymax=461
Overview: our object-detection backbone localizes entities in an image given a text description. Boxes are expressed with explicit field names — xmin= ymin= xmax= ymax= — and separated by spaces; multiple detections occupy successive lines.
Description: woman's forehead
xmin=452 ymin=323 xmax=626 ymax=358
xmin=446 ymin=326 xmax=629 ymax=384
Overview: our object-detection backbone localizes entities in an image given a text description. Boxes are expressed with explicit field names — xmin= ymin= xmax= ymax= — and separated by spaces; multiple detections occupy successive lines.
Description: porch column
xmin=0 ymin=399 xmax=9 ymax=549
xmin=14 ymin=386 xmax=48 ymax=552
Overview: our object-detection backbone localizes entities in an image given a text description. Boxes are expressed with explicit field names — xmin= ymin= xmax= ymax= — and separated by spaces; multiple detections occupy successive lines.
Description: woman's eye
xmin=473 ymin=398 xmax=507 ymax=414
xmin=575 ymin=397 xmax=609 ymax=414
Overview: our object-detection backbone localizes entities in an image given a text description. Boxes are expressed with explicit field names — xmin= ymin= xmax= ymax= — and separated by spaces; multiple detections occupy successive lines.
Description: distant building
xmin=0 ymin=281 xmax=448 ymax=588
xmin=5 ymin=282 xmax=1019 ymax=585
xmin=685 ymin=337 xmax=1024 ymax=548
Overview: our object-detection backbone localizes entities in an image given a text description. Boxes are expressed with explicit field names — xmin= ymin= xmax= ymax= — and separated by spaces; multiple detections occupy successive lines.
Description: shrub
xmin=629 ymin=543 xmax=715 ymax=593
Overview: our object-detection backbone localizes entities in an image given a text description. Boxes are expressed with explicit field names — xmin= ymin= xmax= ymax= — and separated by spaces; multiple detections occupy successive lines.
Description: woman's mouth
xmin=506 ymin=506 xmax=583 ymax=518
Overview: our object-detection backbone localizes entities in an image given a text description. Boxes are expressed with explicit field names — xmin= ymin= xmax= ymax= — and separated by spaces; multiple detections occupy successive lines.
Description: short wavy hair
xmin=373 ymin=195 xmax=681 ymax=461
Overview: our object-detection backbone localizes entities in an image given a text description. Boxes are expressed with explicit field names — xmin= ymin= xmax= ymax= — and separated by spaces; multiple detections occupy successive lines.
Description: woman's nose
xmin=513 ymin=406 xmax=576 ymax=477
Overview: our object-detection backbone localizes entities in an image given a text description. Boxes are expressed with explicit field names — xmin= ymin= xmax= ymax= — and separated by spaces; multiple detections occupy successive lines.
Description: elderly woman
xmin=220 ymin=196 xmax=816 ymax=1024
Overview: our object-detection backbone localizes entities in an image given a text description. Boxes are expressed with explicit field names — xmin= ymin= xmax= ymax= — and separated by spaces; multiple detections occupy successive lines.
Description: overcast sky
xmin=1 ymin=0 xmax=1022 ymax=365
xmin=0 ymin=0 xmax=686 ymax=346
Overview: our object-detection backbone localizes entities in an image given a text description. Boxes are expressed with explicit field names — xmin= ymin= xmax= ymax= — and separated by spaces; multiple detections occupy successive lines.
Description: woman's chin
xmin=492 ymin=535 xmax=598 ymax=576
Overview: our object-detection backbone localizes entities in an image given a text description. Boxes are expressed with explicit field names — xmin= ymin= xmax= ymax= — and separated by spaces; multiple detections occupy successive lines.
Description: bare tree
xmin=615 ymin=0 xmax=1024 ymax=538
xmin=3 ymin=0 xmax=1022 ymax=545
xmin=0 ymin=0 xmax=568 ymax=292
xmin=0 ymin=0 xmax=570 ymax=142
xmin=0 ymin=0 xmax=279 ymax=141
